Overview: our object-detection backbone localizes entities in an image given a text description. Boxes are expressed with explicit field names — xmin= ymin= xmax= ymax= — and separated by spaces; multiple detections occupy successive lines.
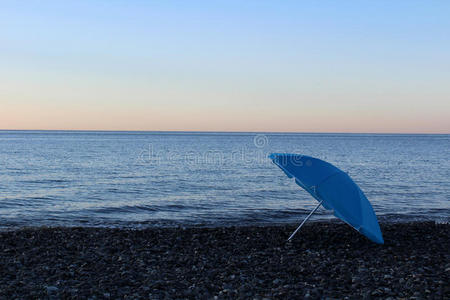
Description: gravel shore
xmin=0 ymin=222 xmax=448 ymax=299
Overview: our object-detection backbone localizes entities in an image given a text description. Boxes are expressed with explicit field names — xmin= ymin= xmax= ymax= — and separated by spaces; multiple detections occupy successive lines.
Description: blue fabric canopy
xmin=269 ymin=153 xmax=384 ymax=244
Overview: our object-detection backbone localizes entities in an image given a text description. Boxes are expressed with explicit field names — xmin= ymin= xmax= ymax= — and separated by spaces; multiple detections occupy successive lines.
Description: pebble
xmin=46 ymin=286 xmax=58 ymax=294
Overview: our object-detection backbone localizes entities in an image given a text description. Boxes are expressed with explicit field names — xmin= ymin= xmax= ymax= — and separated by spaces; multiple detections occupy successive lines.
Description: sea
xmin=0 ymin=130 xmax=449 ymax=229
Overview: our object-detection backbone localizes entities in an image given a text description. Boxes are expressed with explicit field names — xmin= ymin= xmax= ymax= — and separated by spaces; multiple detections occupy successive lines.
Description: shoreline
xmin=1 ymin=216 xmax=447 ymax=232
xmin=1 ymin=221 xmax=448 ymax=299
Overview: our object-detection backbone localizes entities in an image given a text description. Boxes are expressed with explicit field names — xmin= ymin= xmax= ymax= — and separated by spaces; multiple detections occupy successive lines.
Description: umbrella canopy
xmin=269 ymin=153 xmax=384 ymax=244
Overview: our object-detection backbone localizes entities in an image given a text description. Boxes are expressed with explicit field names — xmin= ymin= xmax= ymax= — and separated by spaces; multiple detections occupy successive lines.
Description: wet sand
xmin=0 ymin=222 xmax=448 ymax=299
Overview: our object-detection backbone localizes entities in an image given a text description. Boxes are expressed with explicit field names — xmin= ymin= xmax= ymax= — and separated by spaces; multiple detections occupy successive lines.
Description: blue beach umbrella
xmin=269 ymin=153 xmax=384 ymax=244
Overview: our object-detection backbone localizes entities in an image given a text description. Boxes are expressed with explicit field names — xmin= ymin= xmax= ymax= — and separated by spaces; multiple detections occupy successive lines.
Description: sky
xmin=1 ymin=1 xmax=449 ymax=133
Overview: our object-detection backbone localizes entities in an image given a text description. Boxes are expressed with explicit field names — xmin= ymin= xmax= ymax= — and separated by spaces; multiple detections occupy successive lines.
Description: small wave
xmin=88 ymin=205 xmax=159 ymax=214
xmin=105 ymin=188 xmax=143 ymax=194
xmin=20 ymin=179 xmax=70 ymax=184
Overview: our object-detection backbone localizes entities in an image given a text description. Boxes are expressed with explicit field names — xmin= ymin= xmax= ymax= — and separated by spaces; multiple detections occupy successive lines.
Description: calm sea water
xmin=0 ymin=131 xmax=449 ymax=228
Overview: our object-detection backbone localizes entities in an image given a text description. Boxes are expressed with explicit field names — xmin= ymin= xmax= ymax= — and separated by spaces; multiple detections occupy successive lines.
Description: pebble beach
xmin=0 ymin=221 xmax=448 ymax=299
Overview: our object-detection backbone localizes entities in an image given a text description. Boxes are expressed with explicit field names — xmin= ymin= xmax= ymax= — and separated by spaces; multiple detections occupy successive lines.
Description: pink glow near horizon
xmin=2 ymin=103 xmax=448 ymax=133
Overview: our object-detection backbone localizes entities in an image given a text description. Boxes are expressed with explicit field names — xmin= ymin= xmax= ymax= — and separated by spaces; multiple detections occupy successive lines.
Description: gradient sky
xmin=1 ymin=1 xmax=449 ymax=133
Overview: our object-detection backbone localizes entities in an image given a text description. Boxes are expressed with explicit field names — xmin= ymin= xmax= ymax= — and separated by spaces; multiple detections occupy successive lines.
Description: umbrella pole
xmin=288 ymin=200 xmax=324 ymax=241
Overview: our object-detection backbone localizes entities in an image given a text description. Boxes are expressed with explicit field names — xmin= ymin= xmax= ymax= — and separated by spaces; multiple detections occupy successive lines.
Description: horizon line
xmin=0 ymin=129 xmax=449 ymax=135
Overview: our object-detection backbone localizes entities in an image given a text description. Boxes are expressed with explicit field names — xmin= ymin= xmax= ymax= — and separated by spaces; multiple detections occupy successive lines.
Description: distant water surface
xmin=0 ymin=131 xmax=449 ymax=228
